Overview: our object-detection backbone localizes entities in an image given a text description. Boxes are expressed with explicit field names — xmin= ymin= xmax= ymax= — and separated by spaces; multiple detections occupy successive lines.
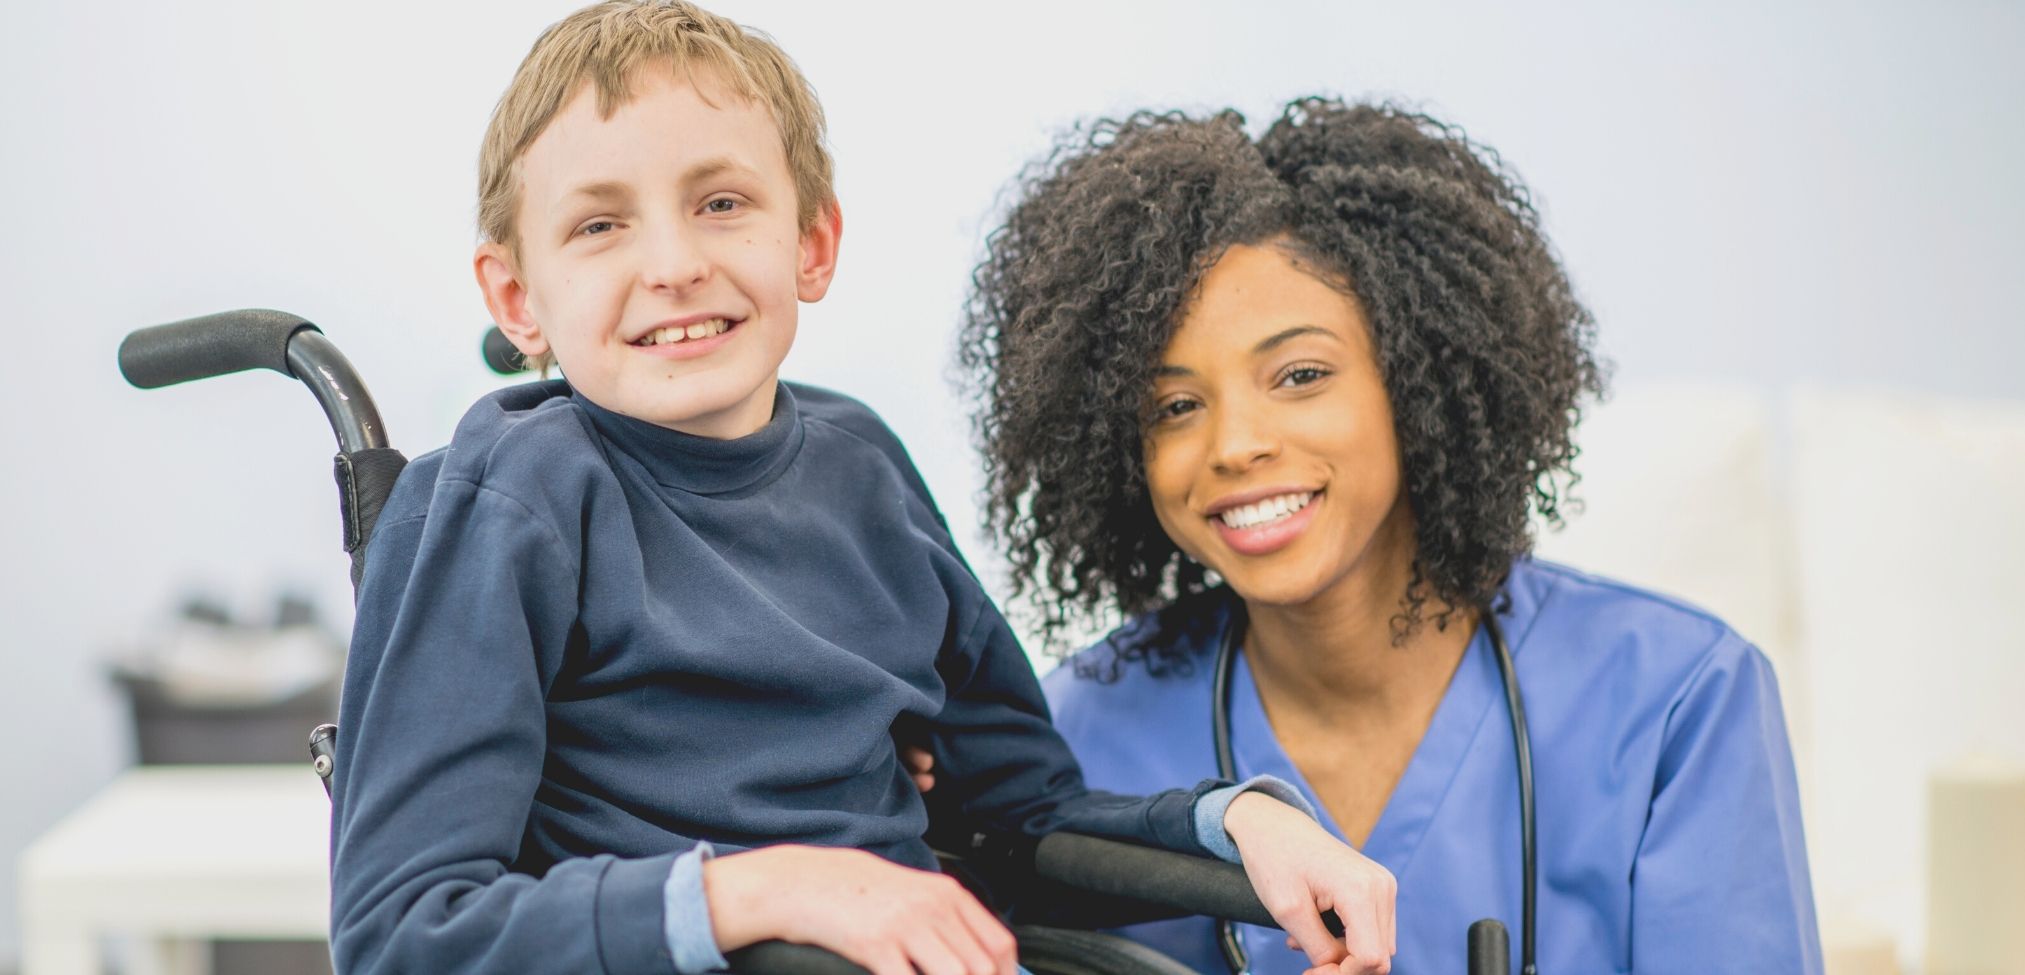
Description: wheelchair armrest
xmin=726 ymin=941 xmax=869 ymax=975
xmin=1026 ymin=832 xmax=1279 ymax=929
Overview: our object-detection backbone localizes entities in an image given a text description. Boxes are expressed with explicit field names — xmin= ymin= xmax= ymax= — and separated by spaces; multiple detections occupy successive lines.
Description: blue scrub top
xmin=1044 ymin=559 xmax=1823 ymax=974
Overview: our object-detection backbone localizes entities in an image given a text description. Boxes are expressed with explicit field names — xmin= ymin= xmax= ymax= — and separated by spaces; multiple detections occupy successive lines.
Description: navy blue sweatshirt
xmin=327 ymin=381 xmax=1223 ymax=974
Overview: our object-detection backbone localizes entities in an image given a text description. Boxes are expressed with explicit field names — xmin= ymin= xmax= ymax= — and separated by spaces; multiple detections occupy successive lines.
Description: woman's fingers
xmin=901 ymin=745 xmax=936 ymax=792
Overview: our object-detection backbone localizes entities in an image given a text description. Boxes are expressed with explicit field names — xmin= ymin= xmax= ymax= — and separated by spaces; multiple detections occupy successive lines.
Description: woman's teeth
xmin=1218 ymin=491 xmax=1315 ymax=530
xmin=635 ymin=319 xmax=730 ymax=346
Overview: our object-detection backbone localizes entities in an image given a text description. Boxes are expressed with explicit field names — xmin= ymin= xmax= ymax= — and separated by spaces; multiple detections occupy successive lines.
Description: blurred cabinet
xmin=19 ymin=766 xmax=329 ymax=975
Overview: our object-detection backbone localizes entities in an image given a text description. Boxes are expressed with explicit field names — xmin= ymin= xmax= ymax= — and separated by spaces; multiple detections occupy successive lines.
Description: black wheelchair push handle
xmin=1468 ymin=918 xmax=1511 ymax=975
xmin=482 ymin=324 xmax=528 ymax=375
xmin=119 ymin=309 xmax=391 ymax=455
xmin=119 ymin=308 xmax=316 ymax=390
xmin=121 ymin=310 xmax=402 ymax=590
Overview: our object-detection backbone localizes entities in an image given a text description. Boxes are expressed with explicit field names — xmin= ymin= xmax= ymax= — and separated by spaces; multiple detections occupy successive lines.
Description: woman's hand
xmin=705 ymin=845 xmax=1016 ymax=975
xmin=1224 ymin=791 xmax=1397 ymax=974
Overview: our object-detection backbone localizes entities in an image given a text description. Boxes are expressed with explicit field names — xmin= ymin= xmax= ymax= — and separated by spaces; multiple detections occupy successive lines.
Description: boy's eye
xmin=703 ymin=197 xmax=740 ymax=214
xmin=578 ymin=220 xmax=616 ymax=237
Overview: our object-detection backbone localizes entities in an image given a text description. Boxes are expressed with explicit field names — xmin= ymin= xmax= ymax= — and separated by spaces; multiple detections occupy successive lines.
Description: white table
xmin=18 ymin=765 xmax=331 ymax=975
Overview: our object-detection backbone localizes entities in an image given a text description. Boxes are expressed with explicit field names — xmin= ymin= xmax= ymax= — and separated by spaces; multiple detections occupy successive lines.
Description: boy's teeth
xmin=638 ymin=319 xmax=729 ymax=346
xmin=1218 ymin=491 xmax=1316 ymax=530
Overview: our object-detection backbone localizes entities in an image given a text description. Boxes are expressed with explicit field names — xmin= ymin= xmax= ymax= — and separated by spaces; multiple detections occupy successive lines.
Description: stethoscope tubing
xmin=1210 ymin=600 xmax=1539 ymax=975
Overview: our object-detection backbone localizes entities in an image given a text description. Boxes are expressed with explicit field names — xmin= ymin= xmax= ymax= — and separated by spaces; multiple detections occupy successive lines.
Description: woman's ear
xmin=796 ymin=200 xmax=844 ymax=303
xmin=474 ymin=242 xmax=548 ymax=357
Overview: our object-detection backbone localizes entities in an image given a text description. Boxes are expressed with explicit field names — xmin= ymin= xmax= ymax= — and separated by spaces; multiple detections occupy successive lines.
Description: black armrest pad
xmin=1028 ymin=833 xmax=1278 ymax=929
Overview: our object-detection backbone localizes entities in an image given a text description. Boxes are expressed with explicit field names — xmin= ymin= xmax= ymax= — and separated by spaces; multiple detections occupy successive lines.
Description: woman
xmin=955 ymin=101 xmax=1821 ymax=973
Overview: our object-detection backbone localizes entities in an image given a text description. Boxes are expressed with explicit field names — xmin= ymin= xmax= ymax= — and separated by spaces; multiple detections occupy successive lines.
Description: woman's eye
xmin=1280 ymin=366 xmax=1332 ymax=387
xmin=1153 ymin=398 xmax=1200 ymax=423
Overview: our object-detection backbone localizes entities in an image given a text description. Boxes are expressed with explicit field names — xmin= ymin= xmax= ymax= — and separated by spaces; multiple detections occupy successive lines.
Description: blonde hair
xmin=478 ymin=0 xmax=833 ymax=255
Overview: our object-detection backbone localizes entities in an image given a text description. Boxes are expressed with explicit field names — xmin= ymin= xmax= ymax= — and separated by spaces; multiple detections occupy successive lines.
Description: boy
xmin=328 ymin=3 xmax=1397 ymax=973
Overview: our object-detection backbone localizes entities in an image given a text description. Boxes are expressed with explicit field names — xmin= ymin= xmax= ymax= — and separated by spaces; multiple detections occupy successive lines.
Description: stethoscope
xmin=1211 ymin=601 xmax=1538 ymax=975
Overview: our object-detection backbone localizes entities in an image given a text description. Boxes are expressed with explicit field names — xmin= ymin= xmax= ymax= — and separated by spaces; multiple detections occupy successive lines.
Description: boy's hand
xmin=901 ymin=745 xmax=936 ymax=792
xmin=704 ymin=845 xmax=1015 ymax=975
xmin=1224 ymin=791 xmax=1397 ymax=975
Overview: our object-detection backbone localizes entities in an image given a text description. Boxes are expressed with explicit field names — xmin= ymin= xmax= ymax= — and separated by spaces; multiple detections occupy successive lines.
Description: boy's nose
xmin=641 ymin=222 xmax=711 ymax=293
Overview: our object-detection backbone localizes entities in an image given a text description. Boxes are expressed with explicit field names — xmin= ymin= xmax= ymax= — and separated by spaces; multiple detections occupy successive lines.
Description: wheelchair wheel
xmin=1014 ymin=926 xmax=1197 ymax=975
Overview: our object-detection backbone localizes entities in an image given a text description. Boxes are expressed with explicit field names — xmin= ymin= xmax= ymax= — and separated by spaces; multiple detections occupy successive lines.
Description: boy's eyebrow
xmin=551 ymin=180 xmax=632 ymax=215
xmin=680 ymin=155 xmax=761 ymax=184
xmin=548 ymin=158 xmax=761 ymax=220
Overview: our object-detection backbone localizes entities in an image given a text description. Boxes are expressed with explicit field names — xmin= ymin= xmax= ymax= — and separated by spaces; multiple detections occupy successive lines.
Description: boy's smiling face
xmin=476 ymin=65 xmax=840 ymax=438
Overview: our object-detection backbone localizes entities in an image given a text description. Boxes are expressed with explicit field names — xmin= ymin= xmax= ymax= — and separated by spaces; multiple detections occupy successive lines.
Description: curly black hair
xmin=958 ymin=98 xmax=1605 ymax=673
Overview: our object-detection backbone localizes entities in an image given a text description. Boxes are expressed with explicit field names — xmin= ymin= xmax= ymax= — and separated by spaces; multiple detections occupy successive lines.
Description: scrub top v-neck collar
xmin=1221 ymin=583 xmax=1544 ymax=877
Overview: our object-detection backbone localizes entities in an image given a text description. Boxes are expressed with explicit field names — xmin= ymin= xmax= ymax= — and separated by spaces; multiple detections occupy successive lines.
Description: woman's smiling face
xmin=1143 ymin=242 xmax=1415 ymax=609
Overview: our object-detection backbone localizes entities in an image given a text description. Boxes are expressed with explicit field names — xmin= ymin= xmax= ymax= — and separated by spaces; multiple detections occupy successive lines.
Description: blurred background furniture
xmin=18 ymin=766 xmax=329 ymax=975
xmin=1532 ymin=381 xmax=2025 ymax=973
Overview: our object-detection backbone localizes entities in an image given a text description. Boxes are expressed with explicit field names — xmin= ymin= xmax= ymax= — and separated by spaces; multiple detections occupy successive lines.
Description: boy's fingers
xmin=1339 ymin=899 xmax=1390 ymax=973
xmin=1278 ymin=904 xmax=1348 ymax=967
xmin=901 ymin=924 xmax=969 ymax=975
xmin=855 ymin=946 xmax=911 ymax=975
xmin=952 ymin=890 xmax=1018 ymax=973
xmin=1379 ymin=888 xmax=1396 ymax=954
xmin=937 ymin=920 xmax=1001 ymax=975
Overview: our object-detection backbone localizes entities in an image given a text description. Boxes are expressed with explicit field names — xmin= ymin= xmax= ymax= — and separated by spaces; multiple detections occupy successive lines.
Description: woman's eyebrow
xmin=1253 ymin=324 xmax=1336 ymax=355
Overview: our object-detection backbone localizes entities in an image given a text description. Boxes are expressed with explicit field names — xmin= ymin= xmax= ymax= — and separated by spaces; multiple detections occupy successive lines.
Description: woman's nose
xmin=1209 ymin=402 xmax=1280 ymax=473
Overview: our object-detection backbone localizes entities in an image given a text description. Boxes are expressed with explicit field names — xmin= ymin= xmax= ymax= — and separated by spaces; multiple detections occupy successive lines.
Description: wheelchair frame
xmin=117 ymin=309 xmax=1311 ymax=975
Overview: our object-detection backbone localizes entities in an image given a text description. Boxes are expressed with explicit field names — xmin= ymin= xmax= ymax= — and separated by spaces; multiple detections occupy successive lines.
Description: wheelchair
xmin=115 ymin=308 xmax=1347 ymax=975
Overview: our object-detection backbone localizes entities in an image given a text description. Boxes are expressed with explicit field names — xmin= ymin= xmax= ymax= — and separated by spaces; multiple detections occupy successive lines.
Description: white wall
xmin=2 ymin=0 xmax=2020 ymax=968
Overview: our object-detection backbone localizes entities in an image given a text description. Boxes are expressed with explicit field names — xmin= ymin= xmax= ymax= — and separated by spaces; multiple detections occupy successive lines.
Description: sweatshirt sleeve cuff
xmin=593 ymin=851 xmax=684 ymax=974
xmin=663 ymin=842 xmax=729 ymax=974
xmin=1192 ymin=774 xmax=1318 ymax=863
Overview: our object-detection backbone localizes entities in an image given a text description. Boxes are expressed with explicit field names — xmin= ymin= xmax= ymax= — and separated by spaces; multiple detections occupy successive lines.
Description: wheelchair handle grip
xmin=482 ymin=325 xmax=529 ymax=375
xmin=118 ymin=308 xmax=319 ymax=389
xmin=1468 ymin=918 xmax=1511 ymax=975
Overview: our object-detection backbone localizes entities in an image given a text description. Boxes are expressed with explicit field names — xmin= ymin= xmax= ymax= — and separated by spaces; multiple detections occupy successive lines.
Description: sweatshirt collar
xmin=574 ymin=383 xmax=805 ymax=495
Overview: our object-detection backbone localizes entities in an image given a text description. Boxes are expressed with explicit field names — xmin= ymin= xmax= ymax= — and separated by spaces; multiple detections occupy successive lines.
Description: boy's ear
xmin=474 ymin=242 xmax=549 ymax=357
xmin=795 ymin=200 xmax=843 ymax=303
